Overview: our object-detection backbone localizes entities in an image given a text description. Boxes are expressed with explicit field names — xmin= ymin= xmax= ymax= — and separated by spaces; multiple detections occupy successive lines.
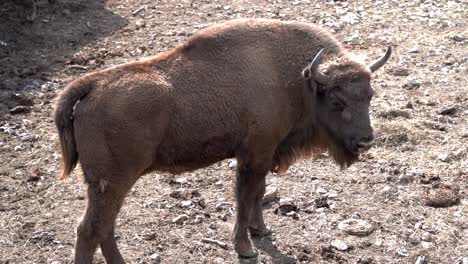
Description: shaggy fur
xmin=54 ymin=18 xmax=389 ymax=262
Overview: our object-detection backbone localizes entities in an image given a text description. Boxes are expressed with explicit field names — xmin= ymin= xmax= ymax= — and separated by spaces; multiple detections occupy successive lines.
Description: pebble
xmin=397 ymin=248 xmax=409 ymax=257
xmin=180 ymin=200 xmax=192 ymax=208
xmin=10 ymin=105 xmax=30 ymax=114
xmin=193 ymin=215 xmax=203 ymax=224
xmin=415 ymin=256 xmax=426 ymax=264
xmin=438 ymin=153 xmax=450 ymax=162
xmin=452 ymin=35 xmax=466 ymax=42
xmin=262 ymin=186 xmax=278 ymax=204
xmin=275 ymin=198 xmax=298 ymax=215
xmin=172 ymin=214 xmax=189 ymax=224
xmin=316 ymin=187 xmax=328 ymax=194
xmin=330 ymin=239 xmax=348 ymax=251
xmin=421 ymin=232 xmax=432 ymax=242
xmin=175 ymin=178 xmax=188 ymax=185
xmin=215 ymin=202 xmax=232 ymax=211
xmin=228 ymin=159 xmax=237 ymax=169
xmin=149 ymin=253 xmax=161 ymax=264
xmin=409 ymin=233 xmax=420 ymax=245
xmin=337 ymin=219 xmax=374 ymax=236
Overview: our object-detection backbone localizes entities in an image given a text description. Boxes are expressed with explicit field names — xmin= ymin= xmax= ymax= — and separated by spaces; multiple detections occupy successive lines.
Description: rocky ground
xmin=0 ymin=0 xmax=467 ymax=263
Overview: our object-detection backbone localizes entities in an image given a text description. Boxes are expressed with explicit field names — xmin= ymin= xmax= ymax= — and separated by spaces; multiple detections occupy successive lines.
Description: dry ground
xmin=0 ymin=0 xmax=467 ymax=263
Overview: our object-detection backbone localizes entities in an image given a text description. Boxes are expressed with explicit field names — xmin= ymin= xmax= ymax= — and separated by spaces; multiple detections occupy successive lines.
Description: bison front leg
xmin=248 ymin=177 xmax=272 ymax=237
xmin=233 ymin=156 xmax=271 ymax=258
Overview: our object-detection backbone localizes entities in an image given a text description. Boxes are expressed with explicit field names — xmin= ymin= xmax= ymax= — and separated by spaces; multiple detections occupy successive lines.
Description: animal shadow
xmin=237 ymin=237 xmax=297 ymax=264
xmin=0 ymin=0 xmax=128 ymax=80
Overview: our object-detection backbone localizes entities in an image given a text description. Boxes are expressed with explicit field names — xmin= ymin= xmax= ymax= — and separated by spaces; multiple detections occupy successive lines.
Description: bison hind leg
xmin=75 ymin=168 xmax=135 ymax=264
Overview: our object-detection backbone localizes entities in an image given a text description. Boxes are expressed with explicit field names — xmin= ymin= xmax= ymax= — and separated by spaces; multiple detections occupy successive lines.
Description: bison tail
xmin=54 ymin=78 xmax=93 ymax=179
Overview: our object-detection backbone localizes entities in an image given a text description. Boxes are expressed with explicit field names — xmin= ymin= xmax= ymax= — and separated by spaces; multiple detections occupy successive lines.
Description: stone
xmin=172 ymin=214 xmax=189 ymax=224
xmin=227 ymin=159 xmax=237 ymax=169
xmin=274 ymin=198 xmax=298 ymax=215
xmin=149 ymin=253 xmax=161 ymax=263
xmin=9 ymin=105 xmax=30 ymax=114
xmin=330 ymin=239 xmax=348 ymax=251
xmin=180 ymin=200 xmax=192 ymax=208
xmin=421 ymin=232 xmax=432 ymax=242
xmin=337 ymin=219 xmax=374 ymax=236
xmin=262 ymin=186 xmax=278 ymax=204
xmin=415 ymin=256 xmax=426 ymax=264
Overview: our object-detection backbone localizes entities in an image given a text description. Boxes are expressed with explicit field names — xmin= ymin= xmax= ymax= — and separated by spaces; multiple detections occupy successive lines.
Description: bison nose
xmin=355 ymin=135 xmax=374 ymax=152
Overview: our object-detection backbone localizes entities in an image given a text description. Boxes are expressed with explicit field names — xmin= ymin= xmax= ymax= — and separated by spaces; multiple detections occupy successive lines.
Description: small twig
xmin=132 ymin=5 xmax=147 ymax=16
xmin=67 ymin=65 xmax=88 ymax=71
xmin=200 ymin=238 xmax=228 ymax=249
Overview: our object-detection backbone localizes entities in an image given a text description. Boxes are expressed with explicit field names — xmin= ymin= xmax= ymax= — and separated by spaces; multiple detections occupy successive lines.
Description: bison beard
xmin=271 ymin=125 xmax=358 ymax=174
xmin=326 ymin=133 xmax=359 ymax=169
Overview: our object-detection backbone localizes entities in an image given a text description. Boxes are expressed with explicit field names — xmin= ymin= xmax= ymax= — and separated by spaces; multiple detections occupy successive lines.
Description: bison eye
xmin=329 ymin=93 xmax=345 ymax=111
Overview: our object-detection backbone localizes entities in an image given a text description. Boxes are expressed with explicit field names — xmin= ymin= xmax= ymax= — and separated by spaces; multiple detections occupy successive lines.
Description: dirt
xmin=0 ymin=0 xmax=467 ymax=263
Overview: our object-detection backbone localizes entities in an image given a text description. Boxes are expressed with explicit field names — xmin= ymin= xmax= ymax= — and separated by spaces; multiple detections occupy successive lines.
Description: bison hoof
xmin=237 ymin=248 xmax=258 ymax=259
xmin=249 ymin=227 xmax=272 ymax=237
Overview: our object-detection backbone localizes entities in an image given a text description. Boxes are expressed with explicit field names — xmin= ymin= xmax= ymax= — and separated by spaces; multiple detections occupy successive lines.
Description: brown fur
xmin=54 ymin=19 xmax=388 ymax=262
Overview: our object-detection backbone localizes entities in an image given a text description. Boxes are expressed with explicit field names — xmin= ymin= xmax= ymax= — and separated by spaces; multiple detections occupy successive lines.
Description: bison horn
xmin=308 ymin=48 xmax=328 ymax=84
xmin=369 ymin=46 xmax=392 ymax=72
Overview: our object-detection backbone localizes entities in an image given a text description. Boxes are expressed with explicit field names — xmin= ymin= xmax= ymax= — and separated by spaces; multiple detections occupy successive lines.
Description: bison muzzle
xmin=54 ymin=18 xmax=391 ymax=262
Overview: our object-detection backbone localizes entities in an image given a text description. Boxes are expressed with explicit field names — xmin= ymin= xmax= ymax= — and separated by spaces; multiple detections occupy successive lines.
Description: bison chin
xmin=327 ymin=138 xmax=359 ymax=169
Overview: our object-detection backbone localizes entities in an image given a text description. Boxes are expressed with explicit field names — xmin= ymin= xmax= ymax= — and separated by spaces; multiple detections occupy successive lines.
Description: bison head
xmin=302 ymin=47 xmax=391 ymax=168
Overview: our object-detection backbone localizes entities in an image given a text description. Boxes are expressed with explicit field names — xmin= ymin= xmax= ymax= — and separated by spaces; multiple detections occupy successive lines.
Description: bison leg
xmin=233 ymin=155 xmax=271 ymax=258
xmin=75 ymin=177 xmax=131 ymax=264
xmin=248 ymin=177 xmax=272 ymax=237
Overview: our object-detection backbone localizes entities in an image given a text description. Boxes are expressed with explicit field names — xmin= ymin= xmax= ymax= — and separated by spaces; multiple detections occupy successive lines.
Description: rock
xmin=461 ymin=257 xmax=468 ymax=264
xmin=149 ymin=252 xmax=161 ymax=263
xmin=214 ymin=180 xmax=223 ymax=187
xmin=390 ymin=67 xmax=410 ymax=76
xmin=402 ymin=81 xmax=421 ymax=90
xmin=314 ymin=196 xmax=329 ymax=208
xmin=262 ymin=186 xmax=278 ymax=204
xmin=337 ymin=219 xmax=374 ymax=236
xmin=170 ymin=189 xmax=187 ymax=199
xmin=215 ymin=202 xmax=232 ymax=211
xmin=408 ymin=233 xmax=420 ymax=245
xmin=414 ymin=255 xmax=426 ymax=264
xmin=327 ymin=189 xmax=338 ymax=198
xmin=316 ymin=187 xmax=328 ymax=194
xmin=438 ymin=153 xmax=450 ymax=162
xmin=423 ymin=185 xmax=460 ymax=208
xmin=438 ymin=106 xmax=457 ymax=116
xmin=285 ymin=211 xmax=300 ymax=219
xmin=397 ymin=248 xmax=409 ymax=257
xmin=180 ymin=200 xmax=192 ymax=208
xmin=452 ymin=35 xmax=466 ymax=42
xmin=9 ymin=105 xmax=30 ymax=114
xmin=274 ymin=198 xmax=298 ymax=215
xmin=397 ymin=173 xmax=414 ymax=185
xmin=421 ymin=232 xmax=432 ymax=242
xmin=227 ymin=159 xmax=237 ymax=169
xmin=175 ymin=178 xmax=188 ymax=185
xmin=193 ymin=215 xmax=203 ymax=224
xmin=330 ymin=239 xmax=348 ymax=251
xmin=172 ymin=214 xmax=189 ymax=224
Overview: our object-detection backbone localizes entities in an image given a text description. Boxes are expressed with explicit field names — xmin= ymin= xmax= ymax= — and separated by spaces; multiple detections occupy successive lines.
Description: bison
xmin=54 ymin=18 xmax=391 ymax=262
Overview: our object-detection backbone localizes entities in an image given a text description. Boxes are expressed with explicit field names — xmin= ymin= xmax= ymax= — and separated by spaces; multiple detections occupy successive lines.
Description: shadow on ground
xmin=0 ymin=0 xmax=128 ymax=81
xmin=236 ymin=237 xmax=296 ymax=264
